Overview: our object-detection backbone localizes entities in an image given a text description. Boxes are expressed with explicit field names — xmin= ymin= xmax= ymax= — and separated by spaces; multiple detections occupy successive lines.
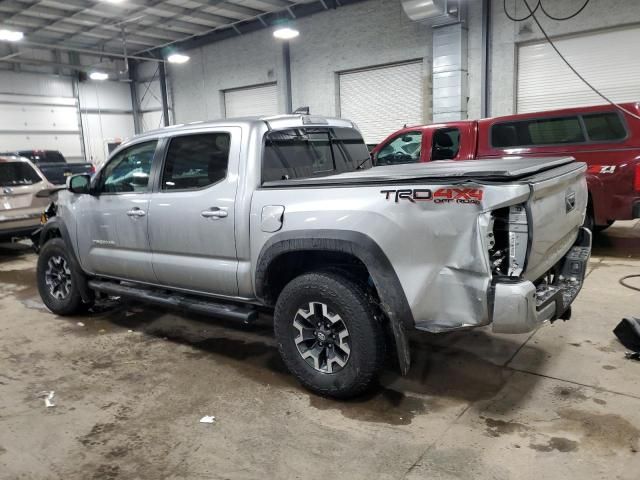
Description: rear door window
xmin=375 ymin=132 xmax=422 ymax=165
xmin=161 ymin=133 xmax=230 ymax=190
xmin=492 ymin=116 xmax=585 ymax=147
xmin=583 ymin=112 xmax=627 ymax=142
xmin=0 ymin=162 xmax=42 ymax=187
xmin=431 ymin=128 xmax=460 ymax=160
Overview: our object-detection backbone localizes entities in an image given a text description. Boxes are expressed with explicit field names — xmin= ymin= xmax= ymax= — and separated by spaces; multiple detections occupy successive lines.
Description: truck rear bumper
xmin=491 ymin=227 xmax=592 ymax=334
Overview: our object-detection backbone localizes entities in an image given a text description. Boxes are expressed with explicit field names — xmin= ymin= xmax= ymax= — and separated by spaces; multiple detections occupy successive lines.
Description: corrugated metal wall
xmin=517 ymin=26 xmax=640 ymax=113
xmin=0 ymin=72 xmax=83 ymax=161
xmin=0 ymin=72 xmax=136 ymax=166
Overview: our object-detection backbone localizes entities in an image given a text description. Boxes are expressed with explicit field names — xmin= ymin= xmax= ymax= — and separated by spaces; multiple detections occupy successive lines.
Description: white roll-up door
xmin=517 ymin=27 xmax=640 ymax=113
xmin=224 ymin=83 xmax=278 ymax=118
xmin=339 ymin=62 xmax=423 ymax=144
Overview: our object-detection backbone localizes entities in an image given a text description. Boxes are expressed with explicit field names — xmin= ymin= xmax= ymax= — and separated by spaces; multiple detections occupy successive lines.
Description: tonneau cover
xmin=262 ymin=156 xmax=577 ymax=187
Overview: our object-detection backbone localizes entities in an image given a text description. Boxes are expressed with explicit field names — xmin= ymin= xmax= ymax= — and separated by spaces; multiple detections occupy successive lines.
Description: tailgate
xmin=523 ymin=162 xmax=588 ymax=281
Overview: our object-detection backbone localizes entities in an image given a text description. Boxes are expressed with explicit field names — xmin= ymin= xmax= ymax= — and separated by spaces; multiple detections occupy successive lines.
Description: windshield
xmin=262 ymin=127 xmax=371 ymax=182
xmin=0 ymin=162 xmax=42 ymax=187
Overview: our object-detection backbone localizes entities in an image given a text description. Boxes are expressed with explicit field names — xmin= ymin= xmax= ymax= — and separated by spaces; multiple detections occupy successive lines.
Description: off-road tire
xmin=37 ymin=238 xmax=88 ymax=315
xmin=274 ymin=271 xmax=385 ymax=398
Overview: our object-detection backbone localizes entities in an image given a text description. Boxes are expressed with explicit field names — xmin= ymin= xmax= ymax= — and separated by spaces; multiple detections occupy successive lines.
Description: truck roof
xmin=132 ymin=114 xmax=356 ymax=141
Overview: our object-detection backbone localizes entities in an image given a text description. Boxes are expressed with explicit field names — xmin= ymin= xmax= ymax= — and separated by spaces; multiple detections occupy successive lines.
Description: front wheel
xmin=274 ymin=271 xmax=386 ymax=398
xmin=37 ymin=238 xmax=89 ymax=315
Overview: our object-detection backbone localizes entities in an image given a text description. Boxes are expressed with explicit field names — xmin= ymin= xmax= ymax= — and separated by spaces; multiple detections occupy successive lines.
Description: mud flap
xmin=389 ymin=314 xmax=411 ymax=375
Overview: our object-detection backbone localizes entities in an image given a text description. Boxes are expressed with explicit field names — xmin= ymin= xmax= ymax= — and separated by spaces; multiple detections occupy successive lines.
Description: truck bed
xmin=262 ymin=156 xmax=576 ymax=187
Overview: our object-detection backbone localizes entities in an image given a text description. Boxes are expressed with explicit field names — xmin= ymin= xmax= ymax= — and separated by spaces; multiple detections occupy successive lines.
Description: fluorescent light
xmin=167 ymin=53 xmax=190 ymax=64
xmin=89 ymin=71 xmax=109 ymax=81
xmin=101 ymin=0 xmax=125 ymax=3
xmin=273 ymin=27 xmax=299 ymax=40
xmin=0 ymin=29 xmax=24 ymax=42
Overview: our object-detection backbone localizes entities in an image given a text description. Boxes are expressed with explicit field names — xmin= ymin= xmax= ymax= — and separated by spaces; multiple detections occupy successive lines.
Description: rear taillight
xmin=635 ymin=164 xmax=640 ymax=192
xmin=89 ymin=165 xmax=96 ymax=174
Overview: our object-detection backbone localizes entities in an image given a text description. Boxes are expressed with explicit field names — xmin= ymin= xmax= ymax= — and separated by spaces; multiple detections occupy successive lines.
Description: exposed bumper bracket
xmin=492 ymin=227 xmax=592 ymax=334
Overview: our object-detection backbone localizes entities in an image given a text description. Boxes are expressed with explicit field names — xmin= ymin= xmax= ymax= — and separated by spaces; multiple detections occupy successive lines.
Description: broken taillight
xmin=489 ymin=204 xmax=529 ymax=278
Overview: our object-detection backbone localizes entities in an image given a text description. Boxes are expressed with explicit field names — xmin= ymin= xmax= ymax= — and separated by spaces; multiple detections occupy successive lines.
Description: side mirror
xmin=67 ymin=174 xmax=91 ymax=194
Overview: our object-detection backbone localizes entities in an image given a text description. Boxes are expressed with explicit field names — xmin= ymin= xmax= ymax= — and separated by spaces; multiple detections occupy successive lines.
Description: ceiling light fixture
xmin=167 ymin=53 xmax=190 ymax=64
xmin=273 ymin=27 xmax=299 ymax=40
xmin=0 ymin=29 xmax=24 ymax=42
xmin=89 ymin=71 xmax=109 ymax=81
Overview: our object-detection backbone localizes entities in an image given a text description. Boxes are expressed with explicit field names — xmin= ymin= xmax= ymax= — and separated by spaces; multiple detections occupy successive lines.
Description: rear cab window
xmin=161 ymin=133 xmax=230 ymax=190
xmin=262 ymin=127 xmax=370 ymax=182
xmin=491 ymin=111 xmax=628 ymax=148
xmin=0 ymin=162 xmax=42 ymax=187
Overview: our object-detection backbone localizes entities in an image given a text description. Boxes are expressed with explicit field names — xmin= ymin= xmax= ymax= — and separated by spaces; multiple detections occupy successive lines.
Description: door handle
xmin=126 ymin=207 xmax=146 ymax=218
xmin=201 ymin=207 xmax=228 ymax=219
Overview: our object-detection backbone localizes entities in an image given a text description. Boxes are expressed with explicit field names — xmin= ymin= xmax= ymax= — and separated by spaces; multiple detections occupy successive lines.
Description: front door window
xmin=375 ymin=132 xmax=422 ymax=165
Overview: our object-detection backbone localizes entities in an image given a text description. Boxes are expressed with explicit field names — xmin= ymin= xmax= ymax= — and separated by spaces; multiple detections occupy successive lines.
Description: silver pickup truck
xmin=35 ymin=114 xmax=591 ymax=398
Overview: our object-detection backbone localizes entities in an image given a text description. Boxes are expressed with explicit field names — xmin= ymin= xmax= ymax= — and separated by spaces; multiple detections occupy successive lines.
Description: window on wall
xmin=161 ymin=133 xmax=231 ymax=190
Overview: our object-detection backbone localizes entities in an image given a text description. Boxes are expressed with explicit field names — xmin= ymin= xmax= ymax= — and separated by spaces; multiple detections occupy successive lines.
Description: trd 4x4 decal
xmin=381 ymin=188 xmax=484 ymax=205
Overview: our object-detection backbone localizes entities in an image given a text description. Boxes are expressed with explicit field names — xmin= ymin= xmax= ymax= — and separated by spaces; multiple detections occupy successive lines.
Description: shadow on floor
xmin=592 ymin=220 xmax=640 ymax=258
xmin=48 ymin=297 xmax=546 ymax=425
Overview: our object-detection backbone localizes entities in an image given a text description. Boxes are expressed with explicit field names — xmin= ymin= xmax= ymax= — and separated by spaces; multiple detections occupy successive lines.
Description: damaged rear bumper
xmin=491 ymin=227 xmax=592 ymax=334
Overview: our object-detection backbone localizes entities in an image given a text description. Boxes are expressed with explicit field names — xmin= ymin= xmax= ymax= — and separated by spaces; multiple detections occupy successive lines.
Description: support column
xmin=432 ymin=22 xmax=468 ymax=122
xmin=159 ymin=61 xmax=170 ymax=127
xmin=480 ymin=0 xmax=491 ymax=118
xmin=128 ymin=59 xmax=142 ymax=134
xmin=282 ymin=41 xmax=293 ymax=114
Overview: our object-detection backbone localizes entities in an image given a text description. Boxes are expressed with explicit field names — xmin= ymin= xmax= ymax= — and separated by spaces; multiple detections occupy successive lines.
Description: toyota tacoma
xmin=35 ymin=114 xmax=591 ymax=398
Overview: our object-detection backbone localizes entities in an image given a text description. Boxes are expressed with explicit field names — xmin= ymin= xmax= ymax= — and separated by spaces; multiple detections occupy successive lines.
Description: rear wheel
xmin=37 ymin=238 xmax=89 ymax=315
xmin=274 ymin=271 xmax=386 ymax=398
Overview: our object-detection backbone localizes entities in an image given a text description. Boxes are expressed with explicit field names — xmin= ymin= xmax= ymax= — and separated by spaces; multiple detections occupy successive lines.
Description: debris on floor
xmin=37 ymin=391 xmax=56 ymax=408
xmin=76 ymin=322 xmax=85 ymax=327
xmin=199 ymin=415 xmax=216 ymax=424
xmin=614 ymin=317 xmax=640 ymax=359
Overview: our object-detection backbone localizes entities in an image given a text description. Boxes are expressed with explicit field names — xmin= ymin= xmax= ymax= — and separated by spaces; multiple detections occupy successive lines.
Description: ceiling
xmin=0 ymin=0 xmax=349 ymax=71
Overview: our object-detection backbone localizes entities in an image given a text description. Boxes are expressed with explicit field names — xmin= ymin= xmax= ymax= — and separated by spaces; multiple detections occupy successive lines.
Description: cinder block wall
xmin=169 ymin=0 xmax=640 ymax=124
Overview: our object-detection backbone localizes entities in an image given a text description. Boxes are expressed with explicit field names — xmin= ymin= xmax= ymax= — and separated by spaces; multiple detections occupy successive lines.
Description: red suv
xmin=371 ymin=102 xmax=640 ymax=230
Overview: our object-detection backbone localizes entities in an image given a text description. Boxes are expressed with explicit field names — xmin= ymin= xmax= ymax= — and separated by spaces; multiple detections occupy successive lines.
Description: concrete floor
xmin=1 ymin=221 xmax=639 ymax=480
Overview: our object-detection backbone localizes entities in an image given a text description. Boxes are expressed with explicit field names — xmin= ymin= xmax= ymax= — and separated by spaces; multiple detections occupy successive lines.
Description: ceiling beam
xmin=15 ymin=40 xmax=166 ymax=62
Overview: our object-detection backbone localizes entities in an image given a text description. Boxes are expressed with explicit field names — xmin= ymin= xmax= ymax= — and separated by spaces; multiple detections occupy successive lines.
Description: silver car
xmin=0 ymin=156 xmax=53 ymax=243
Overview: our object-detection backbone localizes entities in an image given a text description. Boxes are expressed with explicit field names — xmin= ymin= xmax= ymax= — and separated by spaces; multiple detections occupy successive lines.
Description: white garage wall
xmin=224 ymin=83 xmax=278 ymax=117
xmin=79 ymin=81 xmax=135 ymax=166
xmin=169 ymin=28 xmax=284 ymax=123
xmin=0 ymin=71 xmax=136 ymax=166
xmin=0 ymin=72 xmax=83 ymax=161
xmin=168 ymin=0 xmax=429 ymax=125
xmin=339 ymin=62 xmax=423 ymax=143
xmin=517 ymin=26 xmax=640 ymax=113
xmin=466 ymin=0 xmax=640 ymax=118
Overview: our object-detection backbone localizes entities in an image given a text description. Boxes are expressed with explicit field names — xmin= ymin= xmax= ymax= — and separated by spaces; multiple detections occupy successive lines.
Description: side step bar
xmin=88 ymin=280 xmax=258 ymax=324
